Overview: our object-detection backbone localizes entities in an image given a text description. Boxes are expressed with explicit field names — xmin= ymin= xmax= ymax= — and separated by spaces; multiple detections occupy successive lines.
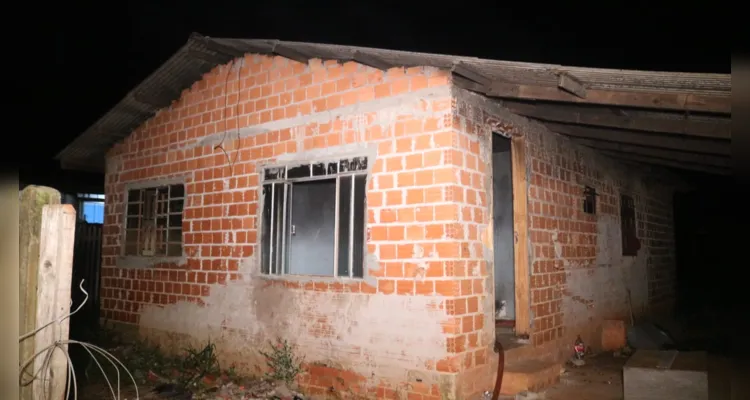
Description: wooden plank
xmin=557 ymin=72 xmax=587 ymax=98
xmin=352 ymin=51 xmax=394 ymax=71
xmin=32 ymin=205 xmax=76 ymax=400
xmin=546 ymin=122 xmax=731 ymax=156
xmin=197 ymin=35 xmax=249 ymax=58
xmin=572 ymin=138 xmax=731 ymax=168
xmin=452 ymin=61 xmax=493 ymax=87
xmin=503 ymin=101 xmax=731 ymax=140
xmin=18 ymin=186 xmax=61 ymax=400
xmin=511 ymin=136 xmax=531 ymax=336
xmin=186 ymin=49 xmax=233 ymax=64
xmin=272 ymin=43 xmax=311 ymax=64
xmin=601 ymin=151 xmax=731 ymax=175
xmin=452 ymin=74 xmax=487 ymax=93
xmin=486 ymin=82 xmax=731 ymax=114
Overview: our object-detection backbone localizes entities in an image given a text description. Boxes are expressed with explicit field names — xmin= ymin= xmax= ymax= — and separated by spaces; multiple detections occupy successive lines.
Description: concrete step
xmin=496 ymin=332 xmax=540 ymax=365
xmin=500 ymin=359 xmax=563 ymax=395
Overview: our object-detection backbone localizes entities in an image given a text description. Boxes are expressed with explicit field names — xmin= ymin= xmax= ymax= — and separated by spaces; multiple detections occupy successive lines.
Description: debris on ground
xmin=569 ymin=358 xmax=586 ymax=367
xmin=188 ymin=380 xmax=305 ymax=400
xmin=626 ymin=321 xmax=676 ymax=350
xmin=76 ymin=327 xmax=307 ymax=400
xmin=515 ymin=390 xmax=546 ymax=399
xmin=613 ymin=345 xmax=634 ymax=358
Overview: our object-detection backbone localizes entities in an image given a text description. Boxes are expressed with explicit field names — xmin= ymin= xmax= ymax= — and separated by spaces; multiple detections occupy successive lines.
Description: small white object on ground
xmin=515 ymin=390 xmax=546 ymax=399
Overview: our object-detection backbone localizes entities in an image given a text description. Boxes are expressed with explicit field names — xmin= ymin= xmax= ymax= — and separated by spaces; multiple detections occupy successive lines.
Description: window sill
xmin=116 ymin=255 xmax=187 ymax=269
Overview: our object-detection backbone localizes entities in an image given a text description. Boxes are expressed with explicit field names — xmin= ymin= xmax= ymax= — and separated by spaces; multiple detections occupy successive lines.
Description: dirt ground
xmin=508 ymin=351 xmax=733 ymax=400
xmin=543 ymin=353 xmax=626 ymax=400
xmin=75 ymin=351 xmax=734 ymax=400
xmin=75 ymin=355 xmax=629 ymax=400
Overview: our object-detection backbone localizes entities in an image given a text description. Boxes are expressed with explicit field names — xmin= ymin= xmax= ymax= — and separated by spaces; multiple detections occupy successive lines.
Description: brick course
xmin=100 ymin=54 xmax=678 ymax=399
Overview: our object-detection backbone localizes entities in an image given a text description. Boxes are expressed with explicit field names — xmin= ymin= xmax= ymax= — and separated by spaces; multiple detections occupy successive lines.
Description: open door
xmin=491 ymin=132 xmax=531 ymax=337
xmin=492 ymin=134 xmax=516 ymax=325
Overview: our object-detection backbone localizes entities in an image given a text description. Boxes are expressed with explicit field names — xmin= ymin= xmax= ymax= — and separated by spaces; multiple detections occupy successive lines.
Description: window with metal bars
xmin=123 ymin=184 xmax=185 ymax=257
xmin=261 ymin=156 xmax=368 ymax=278
xmin=620 ymin=194 xmax=639 ymax=256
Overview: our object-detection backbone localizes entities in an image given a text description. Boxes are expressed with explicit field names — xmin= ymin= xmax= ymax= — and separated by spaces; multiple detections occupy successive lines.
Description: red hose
xmin=491 ymin=339 xmax=505 ymax=400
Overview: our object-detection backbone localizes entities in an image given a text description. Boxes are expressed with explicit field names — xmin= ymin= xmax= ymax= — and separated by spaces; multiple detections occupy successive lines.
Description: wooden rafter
xmin=502 ymin=101 xmax=731 ymax=140
xmin=600 ymin=151 xmax=731 ymax=175
xmin=546 ymin=122 xmax=731 ymax=156
xmin=486 ymin=82 xmax=730 ymax=114
xmin=272 ymin=43 xmax=310 ymax=64
xmin=573 ymin=138 xmax=730 ymax=168
xmin=557 ymin=72 xmax=587 ymax=99
xmin=352 ymin=51 xmax=394 ymax=71
xmin=452 ymin=61 xmax=493 ymax=87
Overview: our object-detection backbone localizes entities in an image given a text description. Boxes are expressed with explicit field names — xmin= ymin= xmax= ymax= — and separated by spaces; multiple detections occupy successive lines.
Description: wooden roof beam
xmin=600 ymin=151 xmax=731 ymax=175
xmin=272 ymin=43 xmax=311 ymax=64
xmin=557 ymin=72 xmax=587 ymax=98
xmin=547 ymin=122 xmax=731 ymax=156
xmin=452 ymin=61 xmax=493 ymax=87
xmin=351 ymin=51 xmax=394 ymax=71
xmin=573 ymin=138 xmax=730 ymax=168
xmin=503 ymin=100 xmax=732 ymax=140
xmin=503 ymin=101 xmax=731 ymax=140
xmin=196 ymin=35 xmax=248 ymax=58
xmin=486 ymin=82 xmax=730 ymax=114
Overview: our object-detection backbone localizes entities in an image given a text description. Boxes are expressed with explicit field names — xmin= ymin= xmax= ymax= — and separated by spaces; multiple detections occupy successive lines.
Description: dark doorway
xmin=492 ymin=133 xmax=515 ymax=323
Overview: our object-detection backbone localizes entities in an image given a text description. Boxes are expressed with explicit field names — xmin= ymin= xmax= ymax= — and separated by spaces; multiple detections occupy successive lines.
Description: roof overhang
xmin=57 ymin=33 xmax=731 ymax=177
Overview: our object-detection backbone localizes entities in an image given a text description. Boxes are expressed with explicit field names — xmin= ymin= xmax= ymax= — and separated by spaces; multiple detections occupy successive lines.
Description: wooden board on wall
xmin=511 ymin=136 xmax=531 ymax=336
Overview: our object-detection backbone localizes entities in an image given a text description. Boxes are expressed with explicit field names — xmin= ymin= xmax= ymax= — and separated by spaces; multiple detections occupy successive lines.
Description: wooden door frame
xmin=510 ymin=135 xmax=531 ymax=337
xmin=488 ymin=132 xmax=531 ymax=337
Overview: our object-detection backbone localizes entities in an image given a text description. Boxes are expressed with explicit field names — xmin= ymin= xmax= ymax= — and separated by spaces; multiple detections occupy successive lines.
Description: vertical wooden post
xmin=511 ymin=137 xmax=531 ymax=337
xmin=32 ymin=205 xmax=76 ymax=400
xmin=18 ymin=186 xmax=60 ymax=400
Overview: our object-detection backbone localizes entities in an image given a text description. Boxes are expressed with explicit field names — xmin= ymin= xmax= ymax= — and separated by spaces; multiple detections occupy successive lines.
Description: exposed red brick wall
xmin=452 ymin=88 xmax=678 ymax=395
xmin=523 ymin=124 xmax=676 ymax=351
xmin=100 ymin=54 xmax=497 ymax=398
xmin=448 ymin=97 xmax=497 ymax=399
xmin=100 ymin=53 xmax=678 ymax=398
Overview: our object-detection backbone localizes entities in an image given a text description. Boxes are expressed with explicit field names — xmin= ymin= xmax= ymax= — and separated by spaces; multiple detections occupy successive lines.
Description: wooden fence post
xmin=32 ymin=204 xmax=76 ymax=400
xmin=18 ymin=186 xmax=60 ymax=400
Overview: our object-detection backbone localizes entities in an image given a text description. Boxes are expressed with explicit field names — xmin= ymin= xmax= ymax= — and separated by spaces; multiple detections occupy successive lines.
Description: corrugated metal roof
xmin=57 ymin=33 xmax=731 ymax=174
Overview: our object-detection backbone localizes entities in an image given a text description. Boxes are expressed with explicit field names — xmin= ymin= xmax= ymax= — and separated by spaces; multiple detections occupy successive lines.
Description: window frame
xmin=260 ymin=156 xmax=369 ymax=279
xmin=119 ymin=178 xmax=187 ymax=265
xmin=582 ymin=186 xmax=597 ymax=215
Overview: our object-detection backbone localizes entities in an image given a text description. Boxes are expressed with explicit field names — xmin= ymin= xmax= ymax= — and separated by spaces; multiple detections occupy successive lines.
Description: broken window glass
xmin=261 ymin=156 xmax=369 ymax=278
xmin=287 ymin=164 xmax=311 ymax=179
xmin=312 ymin=162 xmax=327 ymax=176
xmin=124 ymin=183 xmax=185 ymax=257
xmin=264 ymin=167 xmax=285 ymax=180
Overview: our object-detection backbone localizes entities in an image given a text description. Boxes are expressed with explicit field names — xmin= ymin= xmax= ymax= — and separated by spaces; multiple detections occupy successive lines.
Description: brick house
xmin=57 ymin=34 xmax=731 ymax=398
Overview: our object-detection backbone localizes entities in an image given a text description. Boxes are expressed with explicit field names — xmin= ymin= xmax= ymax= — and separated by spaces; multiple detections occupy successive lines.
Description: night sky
xmin=28 ymin=1 xmax=729 ymax=191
